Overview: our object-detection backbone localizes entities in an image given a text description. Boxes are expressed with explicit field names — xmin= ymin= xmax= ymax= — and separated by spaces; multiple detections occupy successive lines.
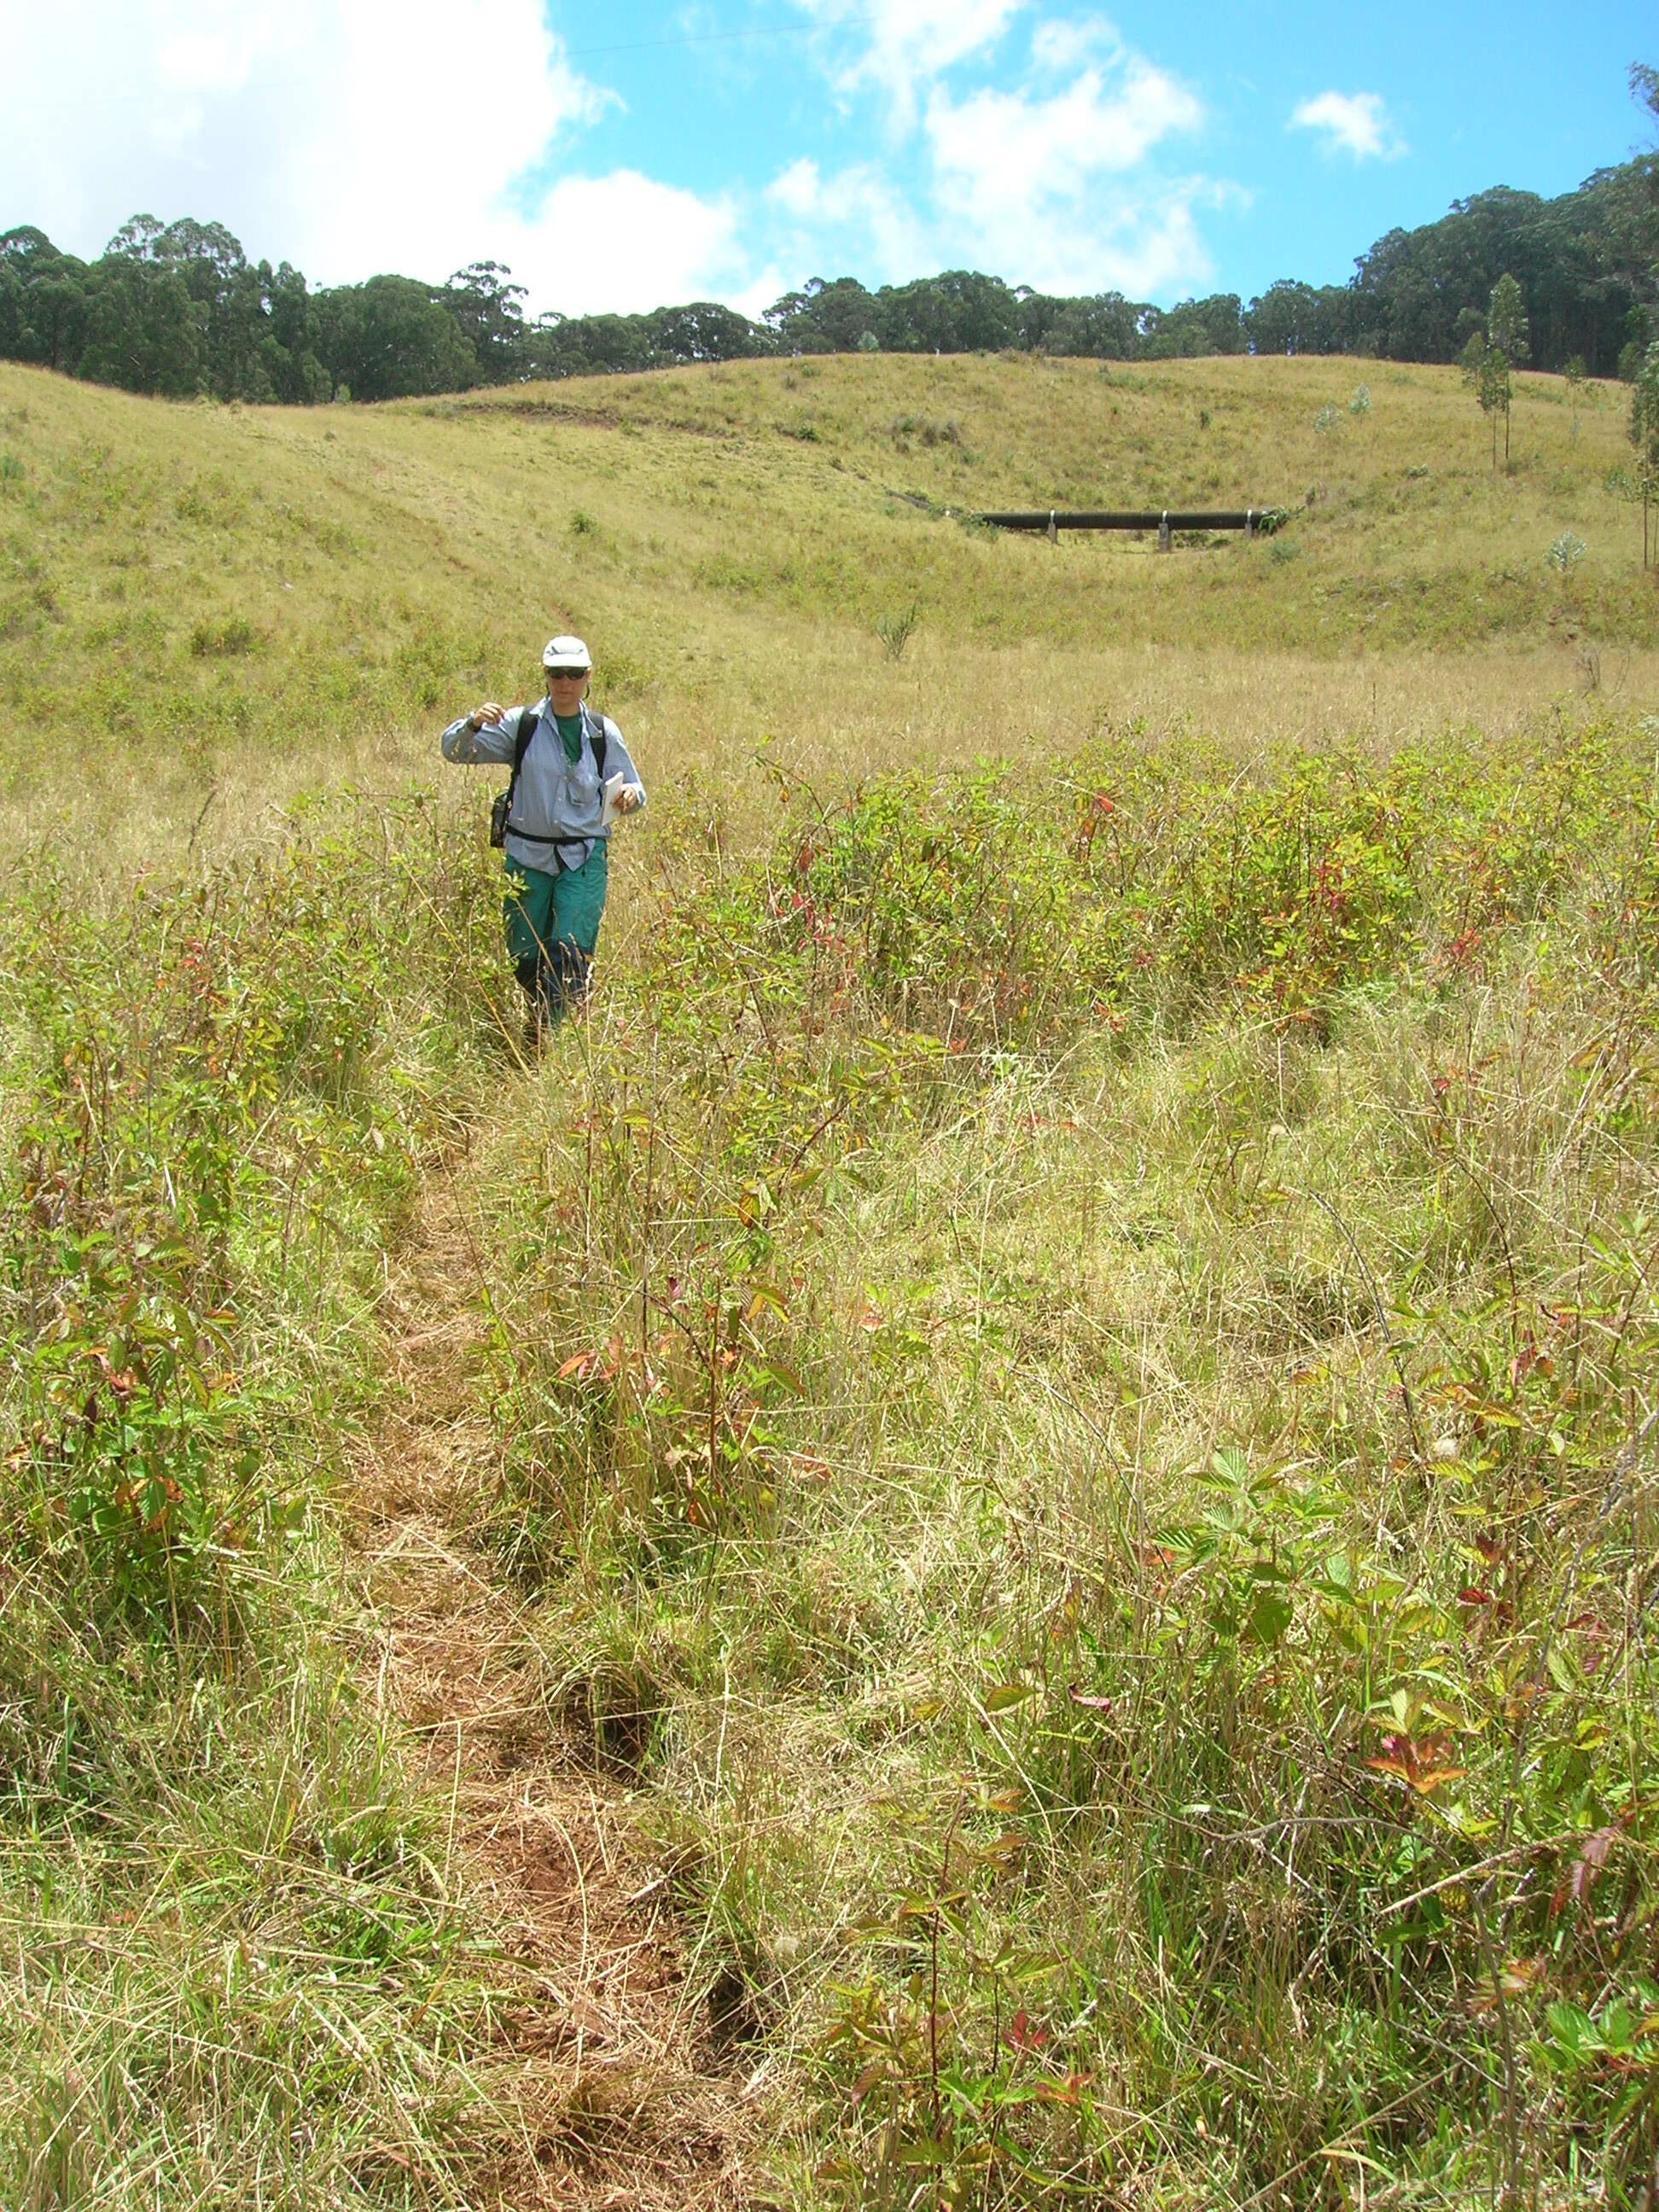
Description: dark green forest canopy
xmin=2 ymin=140 xmax=1654 ymax=403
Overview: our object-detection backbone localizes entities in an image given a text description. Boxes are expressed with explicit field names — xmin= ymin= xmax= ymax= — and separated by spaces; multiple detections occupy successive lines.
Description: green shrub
xmin=760 ymin=724 xmax=1641 ymax=1045
xmin=188 ymin=614 xmax=259 ymax=657
xmin=457 ymin=712 xmax=1659 ymax=2203
xmin=0 ymin=807 xmax=501 ymax=1628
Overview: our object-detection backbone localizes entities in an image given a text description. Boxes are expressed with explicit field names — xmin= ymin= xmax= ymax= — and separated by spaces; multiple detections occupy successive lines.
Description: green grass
xmin=0 ymin=804 xmax=521 ymax=2207
xmin=1 ymin=351 xmax=1654 ymax=877
xmin=0 ymin=1592 xmax=500 ymax=2207
xmin=2 ymin=350 xmax=1658 ymax=2208
xmin=463 ymin=722 xmax=1659 ymax=2205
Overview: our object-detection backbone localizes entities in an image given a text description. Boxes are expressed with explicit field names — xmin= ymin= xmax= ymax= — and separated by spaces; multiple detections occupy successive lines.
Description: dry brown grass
xmin=354 ymin=1160 xmax=763 ymax=2209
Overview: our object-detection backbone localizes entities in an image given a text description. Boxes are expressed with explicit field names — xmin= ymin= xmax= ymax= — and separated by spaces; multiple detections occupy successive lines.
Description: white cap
xmin=543 ymin=634 xmax=591 ymax=670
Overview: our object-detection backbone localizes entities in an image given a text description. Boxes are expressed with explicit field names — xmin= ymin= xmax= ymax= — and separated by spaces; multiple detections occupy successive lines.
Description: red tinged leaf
xmin=557 ymin=1345 xmax=618 ymax=1382
xmin=1365 ymin=1755 xmax=1413 ymax=1783
xmin=1035 ymin=2071 xmax=1095 ymax=2106
xmin=1510 ymin=1342 xmax=1544 ymax=1384
xmin=976 ymin=1830 xmax=1026 ymax=1871
xmin=85 ymin=1346 xmax=141 ymax=1398
xmin=1365 ymin=1730 xmax=1465 ymax=1795
xmin=1403 ymin=1767 xmax=1467 ymax=1794
xmin=849 ymin=2060 xmax=884 ymax=2107
xmin=1566 ymin=1613 xmax=1612 ymax=1673
xmin=1006 ymin=2010 xmax=1050 ymax=2052
xmin=1468 ymin=1956 xmax=1544 ymax=2013
xmin=1458 ymin=1586 xmax=1492 ymax=1606
xmin=1551 ymin=1827 xmax=1620 ymax=1918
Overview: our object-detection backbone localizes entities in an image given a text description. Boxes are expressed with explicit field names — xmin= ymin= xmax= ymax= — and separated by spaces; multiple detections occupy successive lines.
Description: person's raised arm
xmin=440 ymin=701 xmax=519 ymax=764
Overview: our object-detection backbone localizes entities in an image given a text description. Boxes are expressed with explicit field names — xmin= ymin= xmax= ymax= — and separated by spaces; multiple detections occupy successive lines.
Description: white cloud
xmin=764 ymin=8 xmax=1218 ymax=300
xmin=1289 ymin=90 xmax=1405 ymax=161
xmin=1028 ymin=16 xmax=1115 ymax=73
xmin=923 ymin=53 xmax=1208 ymax=294
xmin=769 ymin=158 xmax=829 ymax=221
xmin=0 ymin=0 xmax=742 ymax=316
xmin=757 ymin=67 xmax=1212 ymax=304
xmin=728 ymin=266 xmax=797 ymax=323
xmin=155 ymin=29 xmax=258 ymax=96
xmin=519 ymin=174 xmax=741 ymax=314
xmin=794 ymin=0 xmax=1026 ymax=125
xmin=928 ymin=56 xmax=1200 ymax=185
xmin=765 ymin=157 xmax=928 ymax=282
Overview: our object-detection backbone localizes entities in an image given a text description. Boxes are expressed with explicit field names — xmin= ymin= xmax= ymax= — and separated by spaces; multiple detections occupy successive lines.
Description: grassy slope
xmin=3 ymin=352 xmax=1659 ymax=2209
xmin=1 ymin=352 xmax=1652 ymax=874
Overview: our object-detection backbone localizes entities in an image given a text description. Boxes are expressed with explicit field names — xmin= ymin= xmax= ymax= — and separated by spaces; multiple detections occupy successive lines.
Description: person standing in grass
xmin=441 ymin=635 xmax=645 ymax=1034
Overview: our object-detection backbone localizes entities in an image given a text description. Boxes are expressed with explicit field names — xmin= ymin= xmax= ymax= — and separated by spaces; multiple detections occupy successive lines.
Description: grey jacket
xmin=440 ymin=699 xmax=646 ymax=873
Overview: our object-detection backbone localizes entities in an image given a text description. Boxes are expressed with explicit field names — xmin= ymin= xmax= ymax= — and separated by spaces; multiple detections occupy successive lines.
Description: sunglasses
xmin=545 ymin=667 xmax=587 ymax=679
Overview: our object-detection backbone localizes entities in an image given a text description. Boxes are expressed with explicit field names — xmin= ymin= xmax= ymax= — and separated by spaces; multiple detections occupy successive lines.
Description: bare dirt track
xmin=354 ymin=1154 xmax=760 ymax=2211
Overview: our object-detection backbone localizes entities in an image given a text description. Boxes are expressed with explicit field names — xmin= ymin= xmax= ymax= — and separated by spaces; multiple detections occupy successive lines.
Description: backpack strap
xmin=502 ymin=701 xmax=610 ymax=860
xmin=506 ymin=701 xmax=539 ymax=810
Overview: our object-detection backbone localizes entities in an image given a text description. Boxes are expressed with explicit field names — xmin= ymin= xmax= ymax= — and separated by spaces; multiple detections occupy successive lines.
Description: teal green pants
xmin=504 ymin=843 xmax=608 ymax=1015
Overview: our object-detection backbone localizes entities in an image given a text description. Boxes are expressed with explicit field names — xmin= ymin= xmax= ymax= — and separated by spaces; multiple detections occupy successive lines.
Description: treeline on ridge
xmin=1 ymin=143 xmax=1653 ymax=405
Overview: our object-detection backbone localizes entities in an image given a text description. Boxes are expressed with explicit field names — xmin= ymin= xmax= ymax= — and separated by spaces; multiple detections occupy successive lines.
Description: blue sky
xmin=5 ymin=1 xmax=1654 ymax=319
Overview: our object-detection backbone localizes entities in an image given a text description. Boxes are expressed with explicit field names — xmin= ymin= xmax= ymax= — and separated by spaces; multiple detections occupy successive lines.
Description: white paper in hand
xmin=599 ymin=771 xmax=627 ymax=828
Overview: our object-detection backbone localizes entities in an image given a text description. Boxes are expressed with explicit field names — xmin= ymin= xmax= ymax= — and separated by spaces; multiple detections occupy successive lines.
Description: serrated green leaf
xmin=983 ymin=1681 xmax=1033 ymax=1713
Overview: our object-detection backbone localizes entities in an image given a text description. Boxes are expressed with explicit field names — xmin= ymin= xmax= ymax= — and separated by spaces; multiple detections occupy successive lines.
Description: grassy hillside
xmin=1 ymin=351 xmax=1653 ymax=872
xmin=2 ymin=353 xmax=1658 ymax=2210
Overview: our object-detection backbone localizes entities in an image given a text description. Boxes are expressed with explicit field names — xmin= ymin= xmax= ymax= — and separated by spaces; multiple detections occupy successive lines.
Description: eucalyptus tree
xmin=0 ymin=227 xmax=89 ymax=374
xmin=444 ymin=262 xmax=528 ymax=383
xmin=1487 ymin=275 xmax=1529 ymax=458
xmin=1462 ymin=332 xmax=1511 ymax=469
